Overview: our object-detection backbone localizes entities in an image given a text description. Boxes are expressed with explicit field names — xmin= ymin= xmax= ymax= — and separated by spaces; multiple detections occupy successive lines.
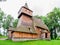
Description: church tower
xmin=17 ymin=3 xmax=33 ymax=27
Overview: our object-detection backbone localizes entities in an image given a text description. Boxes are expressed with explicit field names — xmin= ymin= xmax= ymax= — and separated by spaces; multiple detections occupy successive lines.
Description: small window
xmin=25 ymin=9 xmax=27 ymax=11
xmin=29 ymin=28 xmax=32 ymax=32
xmin=29 ymin=11 xmax=30 ymax=13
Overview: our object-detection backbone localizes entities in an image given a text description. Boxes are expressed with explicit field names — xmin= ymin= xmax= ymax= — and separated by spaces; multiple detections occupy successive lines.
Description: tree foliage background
xmin=0 ymin=8 xmax=18 ymax=36
xmin=35 ymin=7 xmax=60 ymax=39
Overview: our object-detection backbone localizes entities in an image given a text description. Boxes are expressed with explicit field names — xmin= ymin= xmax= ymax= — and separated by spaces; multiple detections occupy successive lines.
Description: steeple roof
xmin=18 ymin=3 xmax=33 ymax=14
xmin=24 ymin=3 xmax=28 ymax=8
xmin=22 ymin=3 xmax=33 ymax=12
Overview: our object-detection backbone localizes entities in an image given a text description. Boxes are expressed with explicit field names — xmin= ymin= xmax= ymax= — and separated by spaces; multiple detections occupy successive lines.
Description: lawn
xmin=0 ymin=40 xmax=60 ymax=45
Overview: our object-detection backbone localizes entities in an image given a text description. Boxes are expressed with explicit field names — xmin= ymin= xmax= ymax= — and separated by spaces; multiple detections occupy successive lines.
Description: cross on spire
xmin=24 ymin=3 xmax=28 ymax=8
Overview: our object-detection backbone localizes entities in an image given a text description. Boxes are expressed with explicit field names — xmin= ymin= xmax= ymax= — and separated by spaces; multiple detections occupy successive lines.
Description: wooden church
xmin=8 ymin=3 xmax=50 ymax=41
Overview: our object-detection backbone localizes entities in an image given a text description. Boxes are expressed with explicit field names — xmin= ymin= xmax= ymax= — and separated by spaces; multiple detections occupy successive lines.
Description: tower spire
xmin=24 ymin=3 xmax=28 ymax=8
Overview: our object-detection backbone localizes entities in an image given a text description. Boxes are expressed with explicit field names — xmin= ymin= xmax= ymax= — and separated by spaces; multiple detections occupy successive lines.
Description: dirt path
xmin=0 ymin=38 xmax=8 ymax=40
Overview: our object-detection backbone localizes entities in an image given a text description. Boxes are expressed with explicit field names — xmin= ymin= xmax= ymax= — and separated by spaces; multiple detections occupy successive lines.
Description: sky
xmin=0 ymin=0 xmax=60 ymax=19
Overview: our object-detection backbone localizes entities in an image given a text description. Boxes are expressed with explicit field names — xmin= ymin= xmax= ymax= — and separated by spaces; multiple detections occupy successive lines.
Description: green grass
xmin=0 ymin=40 xmax=60 ymax=45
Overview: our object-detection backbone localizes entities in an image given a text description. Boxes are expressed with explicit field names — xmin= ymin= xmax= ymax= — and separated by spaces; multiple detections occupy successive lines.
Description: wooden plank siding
xmin=17 ymin=15 xmax=32 ymax=27
xmin=34 ymin=27 xmax=42 ymax=38
xmin=12 ymin=32 xmax=38 ymax=39
xmin=8 ymin=31 xmax=12 ymax=39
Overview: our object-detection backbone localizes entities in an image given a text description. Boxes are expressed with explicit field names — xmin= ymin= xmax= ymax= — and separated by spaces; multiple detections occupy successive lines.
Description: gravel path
xmin=0 ymin=38 xmax=8 ymax=40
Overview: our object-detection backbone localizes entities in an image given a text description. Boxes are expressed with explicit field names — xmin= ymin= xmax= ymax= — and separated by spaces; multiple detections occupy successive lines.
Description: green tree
xmin=3 ymin=15 xmax=13 ymax=35
xmin=0 ymin=8 xmax=5 ymax=35
xmin=13 ymin=19 xmax=18 ymax=28
xmin=47 ymin=7 xmax=60 ymax=39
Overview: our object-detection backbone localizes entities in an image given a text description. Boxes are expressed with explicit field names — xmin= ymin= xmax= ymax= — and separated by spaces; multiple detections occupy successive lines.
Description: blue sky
xmin=0 ymin=0 xmax=60 ymax=19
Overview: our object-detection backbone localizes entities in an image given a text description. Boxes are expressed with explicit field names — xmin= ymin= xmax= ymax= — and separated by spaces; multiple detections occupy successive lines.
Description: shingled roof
xmin=32 ymin=17 xmax=49 ymax=30
xmin=8 ymin=25 xmax=37 ymax=34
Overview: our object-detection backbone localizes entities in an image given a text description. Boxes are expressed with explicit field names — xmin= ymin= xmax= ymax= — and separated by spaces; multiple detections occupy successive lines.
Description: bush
xmin=56 ymin=36 xmax=60 ymax=40
xmin=0 ymin=34 xmax=2 ymax=36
